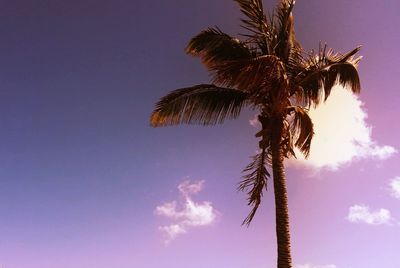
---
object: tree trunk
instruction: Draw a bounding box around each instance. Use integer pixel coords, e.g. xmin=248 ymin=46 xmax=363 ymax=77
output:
xmin=271 ymin=118 xmax=292 ymax=268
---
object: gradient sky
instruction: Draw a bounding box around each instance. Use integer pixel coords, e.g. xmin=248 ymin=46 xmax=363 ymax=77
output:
xmin=0 ymin=1 xmax=399 ymax=268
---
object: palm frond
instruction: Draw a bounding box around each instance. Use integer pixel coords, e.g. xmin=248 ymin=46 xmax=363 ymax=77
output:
xmin=150 ymin=84 xmax=249 ymax=127
xmin=276 ymin=0 xmax=295 ymax=34
xmin=211 ymin=55 xmax=282 ymax=92
xmin=274 ymin=0 xmax=296 ymax=59
xmin=288 ymin=106 xmax=314 ymax=157
xmin=186 ymin=27 xmax=252 ymax=68
xmin=279 ymin=118 xmax=296 ymax=159
xmin=235 ymin=0 xmax=266 ymax=32
xmin=337 ymin=46 xmax=363 ymax=64
xmin=296 ymin=45 xmax=361 ymax=105
xmin=234 ymin=0 xmax=271 ymax=53
xmin=238 ymin=148 xmax=270 ymax=226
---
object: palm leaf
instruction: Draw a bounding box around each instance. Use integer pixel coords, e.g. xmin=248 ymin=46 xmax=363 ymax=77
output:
xmin=186 ymin=27 xmax=252 ymax=68
xmin=234 ymin=0 xmax=271 ymax=53
xmin=238 ymin=148 xmax=270 ymax=226
xmin=275 ymin=0 xmax=304 ymax=79
xmin=296 ymin=45 xmax=361 ymax=105
xmin=288 ymin=106 xmax=314 ymax=157
xmin=211 ymin=55 xmax=282 ymax=92
xmin=235 ymin=0 xmax=266 ymax=32
xmin=150 ymin=84 xmax=249 ymax=126
xmin=275 ymin=0 xmax=296 ymax=60
xmin=276 ymin=0 xmax=296 ymax=34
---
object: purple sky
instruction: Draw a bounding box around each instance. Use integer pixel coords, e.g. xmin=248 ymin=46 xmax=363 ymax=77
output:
xmin=0 ymin=0 xmax=399 ymax=268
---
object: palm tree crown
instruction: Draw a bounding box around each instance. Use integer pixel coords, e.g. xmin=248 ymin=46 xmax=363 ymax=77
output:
xmin=151 ymin=0 xmax=361 ymax=267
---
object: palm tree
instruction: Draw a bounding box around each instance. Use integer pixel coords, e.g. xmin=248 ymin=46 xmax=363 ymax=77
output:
xmin=150 ymin=0 xmax=361 ymax=267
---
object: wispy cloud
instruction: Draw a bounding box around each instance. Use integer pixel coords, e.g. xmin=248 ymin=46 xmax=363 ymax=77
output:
xmin=295 ymin=264 xmax=336 ymax=268
xmin=249 ymin=114 xmax=260 ymax=128
xmin=158 ymin=224 xmax=186 ymax=240
xmin=155 ymin=180 xmax=217 ymax=244
xmin=347 ymin=204 xmax=393 ymax=225
xmin=389 ymin=177 xmax=400 ymax=199
xmin=178 ymin=180 xmax=204 ymax=196
xmin=286 ymin=86 xmax=396 ymax=170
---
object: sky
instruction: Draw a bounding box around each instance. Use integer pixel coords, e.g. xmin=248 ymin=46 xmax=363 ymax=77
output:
xmin=0 ymin=0 xmax=399 ymax=268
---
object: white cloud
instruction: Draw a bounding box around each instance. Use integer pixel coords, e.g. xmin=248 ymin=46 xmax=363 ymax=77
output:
xmin=288 ymin=86 xmax=396 ymax=170
xmin=369 ymin=146 xmax=397 ymax=160
xmin=347 ymin=204 xmax=393 ymax=225
xmin=158 ymin=224 xmax=186 ymax=241
xmin=178 ymin=179 xmax=204 ymax=196
xmin=182 ymin=199 xmax=216 ymax=226
xmin=155 ymin=199 xmax=215 ymax=226
xmin=155 ymin=180 xmax=217 ymax=243
xmin=249 ymin=114 xmax=261 ymax=128
xmin=389 ymin=177 xmax=400 ymax=199
xmin=295 ymin=264 xmax=336 ymax=268
xmin=155 ymin=201 xmax=180 ymax=218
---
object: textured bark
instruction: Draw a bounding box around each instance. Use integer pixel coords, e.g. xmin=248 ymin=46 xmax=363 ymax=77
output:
xmin=271 ymin=118 xmax=292 ymax=268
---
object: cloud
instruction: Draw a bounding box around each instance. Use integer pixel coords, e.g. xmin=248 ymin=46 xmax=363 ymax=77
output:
xmin=347 ymin=204 xmax=393 ymax=225
xmin=178 ymin=180 xmax=204 ymax=196
xmin=287 ymin=86 xmax=396 ymax=170
xmin=295 ymin=264 xmax=336 ymax=268
xmin=155 ymin=201 xmax=180 ymax=218
xmin=369 ymin=146 xmax=397 ymax=160
xmin=249 ymin=114 xmax=261 ymax=128
xmin=158 ymin=224 xmax=186 ymax=240
xmin=155 ymin=180 xmax=217 ymax=243
xmin=155 ymin=199 xmax=216 ymax=226
xmin=389 ymin=177 xmax=400 ymax=199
